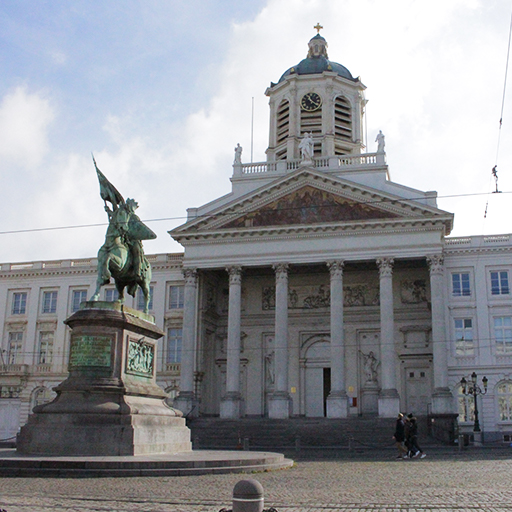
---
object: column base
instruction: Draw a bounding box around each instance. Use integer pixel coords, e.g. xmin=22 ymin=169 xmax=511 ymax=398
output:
xmin=431 ymin=387 xmax=454 ymax=414
xmin=174 ymin=392 xmax=198 ymax=418
xmin=220 ymin=392 xmax=242 ymax=419
xmin=326 ymin=391 xmax=349 ymax=418
xmin=268 ymin=392 xmax=291 ymax=419
xmin=378 ymin=389 xmax=400 ymax=418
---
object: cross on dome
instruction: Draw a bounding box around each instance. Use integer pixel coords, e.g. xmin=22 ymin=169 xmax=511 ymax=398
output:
xmin=314 ymin=22 xmax=323 ymax=34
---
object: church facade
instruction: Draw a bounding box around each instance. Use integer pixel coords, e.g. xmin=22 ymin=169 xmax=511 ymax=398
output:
xmin=1 ymin=33 xmax=512 ymax=444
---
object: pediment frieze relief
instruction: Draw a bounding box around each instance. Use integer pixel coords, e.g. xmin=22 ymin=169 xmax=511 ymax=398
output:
xmin=222 ymin=186 xmax=399 ymax=229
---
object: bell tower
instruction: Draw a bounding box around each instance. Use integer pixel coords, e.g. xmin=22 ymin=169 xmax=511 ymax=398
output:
xmin=265 ymin=29 xmax=367 ymax=162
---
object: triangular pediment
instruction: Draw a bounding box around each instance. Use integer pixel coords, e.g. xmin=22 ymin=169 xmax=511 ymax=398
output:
xmin=222 ymin=185 xmax=399 ymax=228
xmin=171 ymin=168 xmax=453 ymax=240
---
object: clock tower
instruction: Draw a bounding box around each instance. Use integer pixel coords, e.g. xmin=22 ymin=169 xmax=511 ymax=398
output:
xmin=265 ymin=31 xmax=367 ymax=162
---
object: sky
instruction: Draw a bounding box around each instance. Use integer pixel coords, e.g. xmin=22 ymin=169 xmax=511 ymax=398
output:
xmin=1 ymin=0 xmax=512 ymax=263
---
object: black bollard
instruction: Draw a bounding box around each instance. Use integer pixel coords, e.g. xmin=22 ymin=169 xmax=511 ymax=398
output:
xmin=232 ymin=478 xmax=264 ymax=512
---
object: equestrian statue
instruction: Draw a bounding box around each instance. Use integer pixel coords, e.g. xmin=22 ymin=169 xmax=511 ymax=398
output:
xmin=89 ymin=156 xmax=156 ymax=313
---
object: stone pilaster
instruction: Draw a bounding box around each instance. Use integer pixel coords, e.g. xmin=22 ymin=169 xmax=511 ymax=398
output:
xmin=326 ymin=261 xmax=348 ymax=418
xmin=427 ymin=254 xmax=454 ymax=414
xmin=174 ymin=268 xmax=198 ymax=417
xmin=376 ymin=257 xmax=400 ymax=417
xmin=268 ymin=263 xmax=291 ymax=418
xmin=220 ymin=266 xmax=243 ymax=418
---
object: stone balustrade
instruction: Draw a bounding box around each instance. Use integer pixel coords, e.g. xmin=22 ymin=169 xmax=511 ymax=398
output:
xmin=233 ymin=152 xmax=386 ymax=180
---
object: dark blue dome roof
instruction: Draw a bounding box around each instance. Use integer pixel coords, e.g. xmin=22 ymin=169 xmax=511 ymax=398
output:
xmin=276 ymin=34 xmax=356 ymax=84
xmin=278 ymin=56 xmax=355 ymax=83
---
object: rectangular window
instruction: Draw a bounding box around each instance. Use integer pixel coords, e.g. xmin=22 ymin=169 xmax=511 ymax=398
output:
xmin=38 ymin=331 xmax=54 ymax=364
xmin=169 ymin=285 xmax=184 ymax=309
xmin=42 ymin=291 xmax=58 ymax=314
xmin=7 ymin=332 xmax=23 ymax=364
xmin=137 ymin=286 xmax=154 ymax=311
xmin=105 ymin=288 xmax=119 ymax=302
xmin=454 ymin=318 xmax=474 ymax=356
xmin=167 ymin=328 xmax=182 ymax=363
xmin=495 ymin=316 xmax=512 ymax=355
xmin=491 ymin=271 xmax=510 ymax=295
xmin=452 ymin=273 xmax=470 ymax=297
xmin=72 ymin=290 xmax=88 ymax=312
xmin=12 ymin=292 xmax=27 ymax=315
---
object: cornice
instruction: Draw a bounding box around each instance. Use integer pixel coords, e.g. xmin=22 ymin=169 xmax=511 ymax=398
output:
xmin=175 ymin=218 xmax=449 ymax=246
xmin=443 ymin=245 xmax=512 ymax=256
xmin=0 ymin=268 xmax=97 ymax=280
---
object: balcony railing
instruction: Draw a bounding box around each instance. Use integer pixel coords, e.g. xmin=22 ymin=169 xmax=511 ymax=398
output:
xmin=233 ymin=152 xmax=386 ymax=179
xmin=165 ymin=363 xmax=181 ymax=373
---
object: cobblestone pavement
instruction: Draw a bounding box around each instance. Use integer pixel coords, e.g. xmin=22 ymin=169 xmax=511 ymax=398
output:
xmin=1 ymin=449 xmax=512 ymax=512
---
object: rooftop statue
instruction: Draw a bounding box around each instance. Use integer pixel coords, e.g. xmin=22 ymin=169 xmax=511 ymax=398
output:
xmin=375 ymin=130 xmax=385 ymax=153
xmin=299 ymin=132 xmax=314 ymax=162
xmin=90 ymin=157 xmax=156 ymax=313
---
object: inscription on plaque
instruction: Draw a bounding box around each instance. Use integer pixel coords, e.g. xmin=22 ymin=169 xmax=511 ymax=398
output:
xmin=69 ymin=335 xmax=112 ymax=368
xmin=126 ymin=337 xmax=155 ymax=377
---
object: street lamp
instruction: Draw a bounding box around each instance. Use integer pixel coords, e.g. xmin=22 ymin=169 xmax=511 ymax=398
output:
xmin=460 ymin=372 xmax=488 ymax=436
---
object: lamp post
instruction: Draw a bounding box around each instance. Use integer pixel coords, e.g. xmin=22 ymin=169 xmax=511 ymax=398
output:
xmin=460 ymin=372 xmax=488 ymax=445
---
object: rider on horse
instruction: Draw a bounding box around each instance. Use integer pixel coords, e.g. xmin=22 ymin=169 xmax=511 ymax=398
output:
xmin=90 ymin=158 xmax=155 ymax=313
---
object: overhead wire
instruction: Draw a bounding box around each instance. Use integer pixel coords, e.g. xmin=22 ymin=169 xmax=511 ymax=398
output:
xmin=0 ymin=189 xmax=511 ymax=236
xmin=484 ymin=4 xmax=512 ymax=217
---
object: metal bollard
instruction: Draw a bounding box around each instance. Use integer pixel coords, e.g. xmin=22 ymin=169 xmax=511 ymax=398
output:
xmin=243 ymin=437 xmax=250 ymax=451
xmin=232 ymin=479 xmax=264 ymax=512
xmin=295 ymin=435 xmax=301 ymax=452
xmin=458 ymin=434 xmax=464 ymax=452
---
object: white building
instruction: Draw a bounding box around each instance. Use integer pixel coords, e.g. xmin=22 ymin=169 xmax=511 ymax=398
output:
xmin=1 ymin=33 xmax=512 ymax=444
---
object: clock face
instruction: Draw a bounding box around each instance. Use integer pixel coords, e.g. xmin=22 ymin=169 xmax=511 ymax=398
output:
xmin=301 ymin=92 xmax=322 ymax=112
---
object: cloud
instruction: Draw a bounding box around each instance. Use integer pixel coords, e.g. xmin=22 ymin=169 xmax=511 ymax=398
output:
xmin=0 ymin=86 xmax=55 ymax=169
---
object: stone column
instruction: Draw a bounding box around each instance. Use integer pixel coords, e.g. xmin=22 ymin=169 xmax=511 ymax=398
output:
xmin=174 ymin=268 xmax=198 ymax=417
xmin=376 ymin=257 xmax=400 ymax=417
xmin=220 ymin=266 xmax=243 ymax=418
xmin=268 ymin=263 xmax=291 ymax=418
xmin=326 ymin=261 xmax=348 ymax=417
xmin=427 ymin=254 xmax=453 ymax=414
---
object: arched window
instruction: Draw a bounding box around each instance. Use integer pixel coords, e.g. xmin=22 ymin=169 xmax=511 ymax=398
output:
xmin=497 ymin=381 xmax=512 ymax=421
xmin=334 ymin=96 xmax=352 ymax=148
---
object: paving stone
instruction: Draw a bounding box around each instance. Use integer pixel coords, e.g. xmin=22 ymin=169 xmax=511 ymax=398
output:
xmin=0 ymin=448 xmax=511 ymax=512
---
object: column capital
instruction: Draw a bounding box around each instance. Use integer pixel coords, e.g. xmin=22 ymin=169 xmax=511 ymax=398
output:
xmin=376 ymin=257 xmax=394 ymax=277
xmin=182 ymin=268 xmax=198 ymax=285
xmin=226 ymin=265 xmax=243 ymax=285
xmin=427 ymin=254 xmax=444 ymax=275
xmin=272 ymin=263 xmax=289 ymax=279
xmin=327 ymin=260 xmax=344 ymax=278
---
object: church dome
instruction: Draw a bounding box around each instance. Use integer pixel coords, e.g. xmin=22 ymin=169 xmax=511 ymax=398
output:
xmin=277 ymin=34 xmax=356 ymax=84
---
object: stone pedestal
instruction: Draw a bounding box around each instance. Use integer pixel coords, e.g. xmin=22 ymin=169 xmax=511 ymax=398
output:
xmin=268 ymin=392 xmax=291 ymax=419
xmin=17 ymin=302 xmax=192 ymax=456
xmin=361 ymin=382 xmax=380 ymax=414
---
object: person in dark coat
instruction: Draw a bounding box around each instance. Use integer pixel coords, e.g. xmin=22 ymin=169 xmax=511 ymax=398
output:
xmin=393 ymin=413 xmax=408 ymax=459
xmin=407 ymin=413 xmax=426 ymax=458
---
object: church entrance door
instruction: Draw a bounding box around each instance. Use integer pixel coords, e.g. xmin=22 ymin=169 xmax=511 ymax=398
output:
xmin=302 ymin=338 xmax=330 ymax=417
xmin=403 ymin=363 xmax=432 ymax=415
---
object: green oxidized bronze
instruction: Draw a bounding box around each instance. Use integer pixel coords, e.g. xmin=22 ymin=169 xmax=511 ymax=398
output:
xmin=90 ymin=156 xmax=156 ymax=313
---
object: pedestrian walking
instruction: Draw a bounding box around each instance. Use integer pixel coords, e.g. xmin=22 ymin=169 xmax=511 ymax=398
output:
xmin=393 ymin=413 xmax=408 ymax=459
xmin=407 ymin=413 xmax=426 ymax=458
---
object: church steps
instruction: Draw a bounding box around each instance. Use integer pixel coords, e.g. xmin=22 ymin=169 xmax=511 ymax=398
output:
xmin=187 ymin=417 xmax=435 ymax=451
